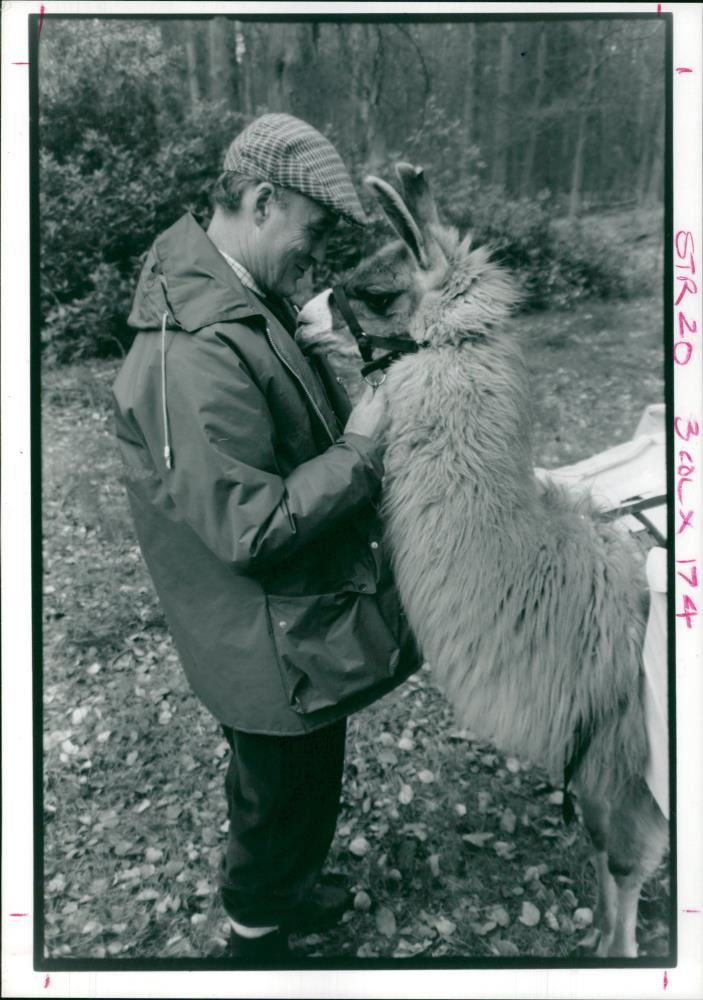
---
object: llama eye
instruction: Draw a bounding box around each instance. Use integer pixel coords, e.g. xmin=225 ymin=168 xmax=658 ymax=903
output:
xmin=360 ymin=291 xmax=397 ymax=312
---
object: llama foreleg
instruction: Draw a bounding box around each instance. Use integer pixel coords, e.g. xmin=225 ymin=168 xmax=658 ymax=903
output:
xmin=608 ymin=871 xmax=645 ymax=957
xmin=593 ymin=851 xmax=618 ymax=956
xmin=576 ymin=791 xmax=617 ymax=953
xmin=605 ymin=778 xmax=668 ymax=957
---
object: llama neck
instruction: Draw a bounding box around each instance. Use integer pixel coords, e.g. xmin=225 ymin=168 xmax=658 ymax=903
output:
xmin=409 ymin=337 xmax=540 ymax=525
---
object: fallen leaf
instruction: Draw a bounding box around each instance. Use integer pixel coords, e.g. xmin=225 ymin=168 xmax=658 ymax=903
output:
xmin=462 ymin=832 xmax=494 ymax=848
xmin=562 ymin=888 xmax=579 ymax=909
xmin=486 ymin=905 xmax=510 ymax=928
xmin=356 ymin=943 xmax=378 ymax=958
xmin=349 ymin=836 xmax=371 ymax=857
xmin=376 ymin=906 xmax=397 ymax=937
xmin=523 ymin=863 xmax=548 ymax=882
xmin=353 ymin=890 xmax=372 ymax=912
xmin=397 ymin=737 xmax=414 ymax=751
xmin=519 ymin=901 xmax=541 ymax=927
xmin=500 ymin=807 xmax=517 ymax=834
xmin=417 ymin=769 xmax=435 ymax=784
xmin=136 ymin=888 xmax=159 ymax=901
xmin=493 ymin=938 xmax=519 ymax=956
xmin=454 ymin=803 xmax=467 ymax=817
xmin=428 ymin=854 xmax=441 ymax=878
xmin=544 ymin=910 xmax=560 ymax=931
xmin=133 ymin=799 xmax=150 ymax=814
xmin=477 ymin=791 xmax=492 ymax=813
xmin=493 ymin=840 xmax=515 ymax=858
xmin=505 ymin=757 xmax=521 ymax=773
xmin=393 ymin=938 xmax=430 ymax=957
xmin=377 ymin=748 xmax=398 ymax=766
xmin=435 ymin=916 xmax=456 ymax=937
xmin=469 ymin=920 xmax=497 ymax=936
xmin=398 ymin=784 xmax=414 ymax=805
xmin=573 ymin=907 xmax=594 ymax=928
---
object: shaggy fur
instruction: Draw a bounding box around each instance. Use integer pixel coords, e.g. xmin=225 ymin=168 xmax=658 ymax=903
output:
xmin=297 ymin=164 xmax=668 ymax=956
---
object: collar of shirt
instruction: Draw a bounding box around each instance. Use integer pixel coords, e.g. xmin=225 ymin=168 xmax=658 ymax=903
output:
xmin=218 ymin=249 xmax=266 ymax=299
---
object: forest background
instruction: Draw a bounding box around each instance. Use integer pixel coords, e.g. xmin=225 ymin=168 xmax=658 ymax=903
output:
xmin=39 ymin=14 xmax=666 ymax=362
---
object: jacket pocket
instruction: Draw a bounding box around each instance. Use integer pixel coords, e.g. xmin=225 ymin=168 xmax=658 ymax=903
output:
xmin=266 ymin=589 xmax=402 ymax=715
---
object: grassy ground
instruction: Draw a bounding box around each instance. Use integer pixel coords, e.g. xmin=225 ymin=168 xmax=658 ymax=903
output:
xmin=41 ymin=296 xmax=669 ymax=962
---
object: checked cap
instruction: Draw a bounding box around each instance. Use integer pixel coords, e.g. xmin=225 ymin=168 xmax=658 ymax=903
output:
xmin=223 ymin=113 xmax=366 ymax=226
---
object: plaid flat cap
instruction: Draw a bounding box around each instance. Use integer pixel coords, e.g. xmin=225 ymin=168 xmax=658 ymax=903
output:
xmin=224 ymin=113 xmax=366 ymax=226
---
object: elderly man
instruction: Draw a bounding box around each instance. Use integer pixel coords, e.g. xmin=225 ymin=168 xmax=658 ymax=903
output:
xmin=112 ymin=114 xmax=420 ymax=959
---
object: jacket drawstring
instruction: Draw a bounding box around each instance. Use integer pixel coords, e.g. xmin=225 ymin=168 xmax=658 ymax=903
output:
xmin=161 ymin=312 xmax=172 ymax=469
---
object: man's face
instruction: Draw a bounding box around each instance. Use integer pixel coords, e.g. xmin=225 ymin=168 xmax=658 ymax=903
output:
xmin=256 ymin=188 xmax=336 ymax=298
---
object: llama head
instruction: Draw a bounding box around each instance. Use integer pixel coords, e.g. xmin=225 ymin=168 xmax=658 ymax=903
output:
xmin=297 ymin=163 xmax=520 ymax=375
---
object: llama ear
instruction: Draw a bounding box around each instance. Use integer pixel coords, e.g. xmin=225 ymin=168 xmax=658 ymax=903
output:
xmin=364 ymin=175 xmax=431 ymax=270
xmin=394 ymin=162 xmax=440 ymax=231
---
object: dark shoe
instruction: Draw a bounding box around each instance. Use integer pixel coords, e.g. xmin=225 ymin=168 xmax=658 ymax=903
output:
xmin=228 ymin=928 xmax=290 ymax=960
xmin=282 ymin=882 xmax=352 ymax=934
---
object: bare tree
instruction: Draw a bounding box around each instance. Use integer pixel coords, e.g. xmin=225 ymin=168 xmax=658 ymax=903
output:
xmin=207 ymin=16 xmax=235 ymax=103
xmin=520 ymin=25 xmax=548 ymax=197
xmin=491 ymin=24 xmax=515 ymax=189
xmin=185 ymin=21 xmax=201 ymax=106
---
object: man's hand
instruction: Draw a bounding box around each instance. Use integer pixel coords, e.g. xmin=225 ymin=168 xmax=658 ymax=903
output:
xmin=344 ymin=382 xmax=387 ymax=440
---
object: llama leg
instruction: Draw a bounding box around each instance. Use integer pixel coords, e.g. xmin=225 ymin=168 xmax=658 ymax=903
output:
xmin=608 ymin=872 xmax=645 ymax=957
xmin=577 ymin=792 xmax=617 ymax=953
xmin=605 ymin=780 xmax=668 ymax=958
xmin=593 ymin=851 xmax=618 ymax=956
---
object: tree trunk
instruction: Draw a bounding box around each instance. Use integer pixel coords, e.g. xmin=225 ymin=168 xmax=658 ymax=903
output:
xmin=356 ymin=24 xmax=387 ymax=171
xmin=643 ymin=112 xmax=665 ymax=206
xmin=461 ymin=23 xmax=476 ymax=150
xmin=568 ymin=37 xmax=599 ymax=218
xmin=491 ymin=24 xmax=515 ymax=190
xmin=185 ymin=22 xmax=201 ymax=106
xmin=520 ymin=26 xmax=547 ymax=197
xmin=207 ymin=16 xmax=233 ymax=103
xmin=232 ymin=21 xmax=252 ymax=116
xmin=267 ymin=22 xmax=300 ymax=112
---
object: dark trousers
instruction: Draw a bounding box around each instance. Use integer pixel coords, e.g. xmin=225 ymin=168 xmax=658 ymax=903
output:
xmin=219 ymin=720 xmax=347 ymax=927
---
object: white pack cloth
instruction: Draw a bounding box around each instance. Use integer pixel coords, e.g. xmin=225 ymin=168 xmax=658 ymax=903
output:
xmin=535 ymin=403 xmax=668 ymax=818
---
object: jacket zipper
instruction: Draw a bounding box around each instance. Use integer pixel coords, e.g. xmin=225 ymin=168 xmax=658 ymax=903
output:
xmin=264 ymin=323 xmax=336 ymax=445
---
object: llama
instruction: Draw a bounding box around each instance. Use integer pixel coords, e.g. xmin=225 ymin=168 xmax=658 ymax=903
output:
xmin=296 ymin=163 xmax=668 ymax=957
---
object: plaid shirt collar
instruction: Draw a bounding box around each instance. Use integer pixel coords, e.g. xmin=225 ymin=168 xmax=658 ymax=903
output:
xmin=218 ymin=249 xmax=265 ymax=299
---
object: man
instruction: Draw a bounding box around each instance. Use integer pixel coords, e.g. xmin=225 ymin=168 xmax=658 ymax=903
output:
xmin=112 ymin=113 xmax=420 ymax=960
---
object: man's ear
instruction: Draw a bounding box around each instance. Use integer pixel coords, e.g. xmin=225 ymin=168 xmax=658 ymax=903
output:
xmin=253 ymin=182 xmax=277 ymax=224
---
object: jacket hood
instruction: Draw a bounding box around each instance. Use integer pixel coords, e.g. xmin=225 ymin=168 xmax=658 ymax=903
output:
xmin=128 ymin=213 xmax=265 ymax=334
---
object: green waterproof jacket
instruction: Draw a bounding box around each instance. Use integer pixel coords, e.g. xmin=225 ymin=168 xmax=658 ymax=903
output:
xmin=112 ymin=213 xmax=421 ymax=734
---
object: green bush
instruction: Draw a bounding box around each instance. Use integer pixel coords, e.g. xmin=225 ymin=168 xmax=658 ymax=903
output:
xmin=40 ymin=104 xmax=247 ymax=362
xmin=453 ymin=188 xmax=632 ymax=310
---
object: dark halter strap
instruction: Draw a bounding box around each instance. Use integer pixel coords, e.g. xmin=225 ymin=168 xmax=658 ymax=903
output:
xmin=331 ymin=284 xmax=424 ymax=379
